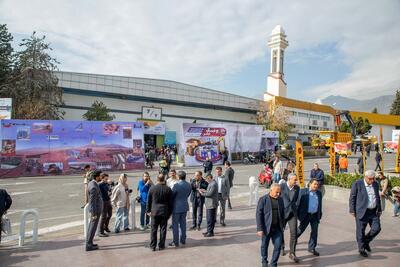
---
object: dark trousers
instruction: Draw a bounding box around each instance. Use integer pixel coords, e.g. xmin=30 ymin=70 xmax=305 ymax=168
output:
xmin=150 ymin=215 xmax=168 ymax=249
xmin=261 ymin=228 xmax=282 ymax=267
xmin=140 ymin=202 xmax=150 ymax=227
xmin=192 ymin=198 xmax=204 ymax=227
xmin=0 ymin=212 xmax=3 ymax=243
xmin=297 ymin=213 xmax=319 ymax=250
xmin=206 ymin=208 xmax=216 ymax=234
xmin=172 ymin=212 xmax=187 ymax=245
xmin=218 ymin=193 xmax=226 ymax=223
xmin=228 ymin=194 xmax=232 ymax=209
xmin=86 ymin=213 xmax=100 ymax=246
xmin=282 ymin=213 xmax=298 ymax=254
xmin=100 ymin=200 xmax=112 ymax=233
xmin=375 ymin=162 xmax=382 ymax=171
xmin=356 ymin=209 xmax=381 ymax=250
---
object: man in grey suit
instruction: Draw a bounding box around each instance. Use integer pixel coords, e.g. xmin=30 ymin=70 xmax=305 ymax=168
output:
xmin=200 ymin=173 xmax=218 ymax=237
xmin=224 ymin=161 xmax=235 ymax=210
xmin=169 ymin=171 xmax=192 ymax=247
xmin=86 ymin=170 xmax=103 ymax=251
xmin=215 ymin=166 xmax=230 ymax=226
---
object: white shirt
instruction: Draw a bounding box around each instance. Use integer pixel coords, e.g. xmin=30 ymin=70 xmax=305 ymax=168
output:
xmin=364 ymin=179 xmax=377 ymax=209
xmin=217 ymin=176 xmax=223 ymax=193
xmin=274 ymin=160 xmax=283 ymax=174
xmin=167 ymin=178 xmax=178 ymax=189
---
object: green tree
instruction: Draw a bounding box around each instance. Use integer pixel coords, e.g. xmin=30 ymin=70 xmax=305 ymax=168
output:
xmin=0 ymin=24 xmax=14 ymax=90
xmin=371 ymin=107 xmax=378 ymax=114
xmin=3 ymin=32 xmax=64 ymax=119
xmin=390 ymin=90 xmax=400 ymax=115
xmin=83 ymin=100 xmax=115 ymax=121
xmin=339 ymin=116 xmax=372 ymax=136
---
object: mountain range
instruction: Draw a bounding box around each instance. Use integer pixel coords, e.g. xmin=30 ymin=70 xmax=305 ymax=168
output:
xmin=320 ymin=95 xmax=394 ymax=114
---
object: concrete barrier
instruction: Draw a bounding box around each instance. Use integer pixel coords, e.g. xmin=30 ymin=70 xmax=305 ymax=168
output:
xmin=129 ymin=198 xmax=136 ymax=230
xmin=19 ymin=209 xmax=39 ymax=247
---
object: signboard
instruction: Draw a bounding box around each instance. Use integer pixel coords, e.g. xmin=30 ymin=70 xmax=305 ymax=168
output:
xmin=261 ymin=130 xmax=279 ymax=151
xmin=0 ymin=98 xmax=12 ymax=120
xmin=392 ymin=129 xmax=400 ymax=142
xmin=295 ymin=141 xmax=305 ymax=188
xmin=333 ymin=142 xmax=352 ymax=154
xmin=139 ymin=119 xmax=166 ymax=135
xmin=227 ymin=125 xmax=263 ymax=153
xmin=261 ymin=130 xmax=279 ymax=139
xmin=142 ymin=106 xmax=162 ymax=120
xmin=384 ymin=141 xmax=398 ymax=153
xmin=0 ymin=120 xmax=145 ymax=178
xmin=164 ymin=131 xmax=176 ymax=145
xmin=329 ymin=146 xmax=335 ymax=176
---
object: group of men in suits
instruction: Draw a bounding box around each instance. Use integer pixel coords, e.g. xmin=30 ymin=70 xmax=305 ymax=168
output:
xmin=256 ymin=175 xmax=323 ymax=267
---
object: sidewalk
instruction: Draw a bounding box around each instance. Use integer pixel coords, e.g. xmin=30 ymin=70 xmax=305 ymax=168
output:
xmin=1 ymin=187 xmax=399 ymax=267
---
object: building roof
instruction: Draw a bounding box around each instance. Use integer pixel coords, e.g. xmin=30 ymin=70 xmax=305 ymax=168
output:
xmin=273 ymin=96 xmax=336 ymax=115
xmin=349 ymin=111 xmax=400 ymax=126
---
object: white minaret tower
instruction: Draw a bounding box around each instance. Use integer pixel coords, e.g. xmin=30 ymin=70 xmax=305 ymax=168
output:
xmin=264 ymin=25 xmax=289 ymax=102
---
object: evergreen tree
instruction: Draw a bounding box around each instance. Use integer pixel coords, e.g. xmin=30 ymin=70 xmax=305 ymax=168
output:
xmin=390 ymin=90 xmax=400 ymax=115
xmin=83 ymin=100 xmax=115 ymax=121
xmin=371 ymin=107 xmax=378 ymax=114
xmin=0 ymin=24 xmax=14 ymax=90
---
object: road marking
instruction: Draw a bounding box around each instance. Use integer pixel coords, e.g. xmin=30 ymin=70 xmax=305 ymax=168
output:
xmin=0 ymin=181 xmax=36 ymax=186
xmin=11 ymin=214 xmax=83 ymax=227
xmin=69 ymin=193 xmax=79 ymax=197
xmin=10 ymin=191 xmax=43 ymax=196
xmin=62 ymin=182 xmax=82 ymax=186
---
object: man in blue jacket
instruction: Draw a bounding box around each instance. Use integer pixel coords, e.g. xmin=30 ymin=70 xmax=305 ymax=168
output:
xmin=170 ymin=171 xmax=192 ymax=247
xmin=256 ymin=183 xmax=285 ymax=267
xmin=297 ymin=179 xmax=323 ymax=257
xmin=349 ymin=170 xmax=381 ymax=257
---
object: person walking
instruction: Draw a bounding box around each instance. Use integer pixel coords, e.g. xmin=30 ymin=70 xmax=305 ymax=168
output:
xmin=297 ymin=179 xmax=323 ymax=257
xmin=224 ymin=161 xmax=235 ymax=210
xmin=137 ymin=172 xmax=152 ymax=230
xmin=111 ymin=173 xmax=130 ymax=233
xmin=215 ymin=166 xmax=230 ymax=226
xmin=256 ymin=183 xmax=285 ymax=267
xmin=357 ymin=155 xmax=365 ymax=175
xmin=86 ymin=170 xmax=103 ymax=251
xmin=190 ymin=171 xmax=208 ymax=231
xmin=146 ymin=174 xmax=173 ymax=251
xmin=366 ymin=144 xmax=371 ymax=157
xmin=310 ymin=163 xmax=325 ymax=196
xmin=0 ymin=188 xmax=12 ymax=244
xmin=374 ymin=151 xmax=382 ymax=171
xmin=339 ymin=154 xmax=349 ymax=173
xmin=203 ymin=157 xmax=213 ymax=176
xmin=349 ymin=170 xmax=382 ymax=257
xmin=169 ymin=171 xmax=192 ymax=247
xmin=273 ymin=155 xmax=283 ymax=183
xmin=159 ymin=156 xmax=169 ymax=176
xmin=200 ymin=174 xmax=218 ymax=237
xmin=280 ymin=173 xmax=300 ymax=263
xmin=99 ymin=173 xmax=112 ymax=237
xmin=376 ymin=171 xmax=390 ymax=212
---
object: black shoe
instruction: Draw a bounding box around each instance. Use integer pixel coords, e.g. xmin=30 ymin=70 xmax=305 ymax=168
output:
xmin=158 ymin=247 xmax=165 ymax=251
xmin=221 ymin=222 xmax=226 ymax=227
xmin=181 ymin=240 xmax=186 ymax=245
xmin=197 ymin=226 xmax=201 ymax=231
xmin=203 ymin=232 xmax=214 ymax=237
xmin=289 ymin=253 xmax=300 ymax=263
xmin=169 ymin=242 xmax=179 ymax=247
xmin=359 ymin=249 xmax=368 ymax=257
xmin=92 ymin=244 xmax=98 ymax=247
xmin=281 ymin=247 xmax=286 ymax=256
xmin=150 ymin=247 xmax=156 ymax=252
xmin=98 ymin=232 xmax=109 ymax=237
xmin=86 ymin=245 xmax=99 ymax=251
xmin=124 ymin=228 xmax=130 ymax=232
xmin=364 ymin=243 xmax=372 ymax=252
xmin=308 ymin=249 xmax=320 ymax=256
xmin=104 ymin=228 xmax=111 ymax=233
xmin=190 ymin=226 xmax=197 ymax=230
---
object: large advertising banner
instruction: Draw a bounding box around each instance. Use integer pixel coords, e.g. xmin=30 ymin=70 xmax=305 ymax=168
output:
xmin=0 ymin=98 xmax=12 ymax=120
xmin=0 ymin=120 xmax=144 ymax=178
xmin=260 ymin=130 xmax=279 ymax=151
xmin=295 ymin=141 xmax=305 ymax=188
xmin=181 ymin=123 xmax=229 ymax=166
xmin=139 ymin=119 xmax=166 ymax=135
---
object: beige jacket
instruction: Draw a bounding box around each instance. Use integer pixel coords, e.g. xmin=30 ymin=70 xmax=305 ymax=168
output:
xmin=111 ymin=183 xmax=129 ymax=208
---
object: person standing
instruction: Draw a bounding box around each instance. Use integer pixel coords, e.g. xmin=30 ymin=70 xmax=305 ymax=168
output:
xmin=86 ymin=170 xmax=103 ymax=251
xmin=377 ymin=172 xmax=390 ymax=212
xmin=349 ymin=170 xmax=382 ymax=257
xmin=159 ymin=156 xmax=169 ymax=176
xmin=203 ymin=157 xmax=213 ymax=175
xmin=82 ymin=164 xmax=92 ymax=208
xmin=0 ymin=188 xmax=12 ymax=244
xmin=310 ymin=163 xmax=325 ymax=196
xmin=339 ymin=154 xmax=349 ymax=173
xmin=169 ymin=171 xmax=192 ymax=247
xmin=282 ymin=162 xmax=295 ymax=182
xmin=256 ymin=183 xmax=285 ymax=267
xmin=273 ymin=155 xmax=283 ymax=183
xmin=297 ymin=179 xmax=323 ymax=257
xmin=190 ymin=171 xmax=208 ymax=231
xmin=200 ymin=174 xmax=218 ymax=237
xmin=224 ymin=161 xmax=235 ymax=210
xmin=215 ymin=166 xmax=230 ymax=226
xmin=392 ymin=186 xmax=400 ymax=217
xmin=99 ymin=173 xmax=112 ymax=237
xmin=280 ymin=173 xmax=300 ymax=262
xmin=357 ymin=155 xmax=365 ymax=175
xmin=166 ymin=169 xmax=179 ymax=189
xmin=137 ymin=172 xmax=152 ymax=230
xmin=375 ymin=151 xmax=382 ymax=171
xmin=111 ymin=173 xmax=130 ymax=233
xmin=146 ymin=174 xmax=173 ymax=251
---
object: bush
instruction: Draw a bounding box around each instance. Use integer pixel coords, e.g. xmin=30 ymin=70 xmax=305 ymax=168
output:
xmin=325 ymin=173 xmax=362 ymax=189
xmin=302 ymin=141 xmax=311 ymax=146
xmin=390 ymin=176 xmax=400 ymax=188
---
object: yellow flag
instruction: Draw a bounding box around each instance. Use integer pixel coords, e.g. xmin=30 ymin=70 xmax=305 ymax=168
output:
xmin=329 ymin=146 xmax=335 ymax=176
xmin=296 ymin=141 xmax=305 ymax=188
xmin=379 ymin=126 xmax=384 ymax=172
xmin=396 ymin=137 xmax=400 ymax=173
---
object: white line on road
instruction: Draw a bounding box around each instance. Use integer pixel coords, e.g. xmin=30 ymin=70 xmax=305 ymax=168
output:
xmin=0 ymin=181 xmax=36 ymax=186
xmin=11 ymin=214 xmax=83 ymax=227
xmin=10 ymin=191 xmax=43 ymax=196
xmin=62 ymin=182 xmax=82 ymax=186
xmin=69 ymin=193 xmax=79 ymax=197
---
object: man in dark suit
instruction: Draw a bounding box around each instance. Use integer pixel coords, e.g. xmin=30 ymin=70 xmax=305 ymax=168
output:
xmin=0 ymin=188 xmax=12 ymax=244
xmin=146 ymin=173 xmax=173 ymax=251
xmin=297 ymin=179 xmax=323 ymax=256
xmin=349 ymin=170 xmax=382 ymax=257
xmin=280 ymin=173 xmax=300 ymax=262
xmin=256 ymin=183 xmax=285 ymax=267
xmin=200 ymin=174 xmax=218 ymax=237
xmin=190 ymin=171 xmax=208 ymax=231
xmin=86 ymin=170 xmax=103 ymax=251
xmin=169 ymin=171 xmax=192 ymax=247
xmin=215 ymin=166 xmax=230 ymax=226
xmin=203 ymin=157 xmax=213 ymax=175
xmin=224 ymin=161 xmax=235 ymax=210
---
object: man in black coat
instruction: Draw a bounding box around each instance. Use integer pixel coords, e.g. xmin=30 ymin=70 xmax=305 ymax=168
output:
xmin=297 ymin=179 xmax=323 ymax=257
xmin=224 ymin=161 xmax=235 ymax=209
xmin=0 ymin=188 xmax=12 ymax=244
xmin=280 ymin=173 xmax=300 ymax=262
xmin=374 ymin=151 xmax=382 ymax=171
xmin=203 ymin=157 xmax=213 ymax=175
xmin=190 ymin=171 xmax=208 ymax=231
xmin=349 ymin=170 xmax=382 ymax=257
xmin=256 ymin=183 xmax=285 ymax=267
xmin=146 ymin=173 xmax=173 ymax=251
xmin=86 ymin=170 xmax=103 ymax=251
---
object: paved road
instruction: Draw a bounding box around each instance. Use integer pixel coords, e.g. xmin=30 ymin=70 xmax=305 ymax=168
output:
xmin=0 ymin=152 xmax=397 ymax=240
